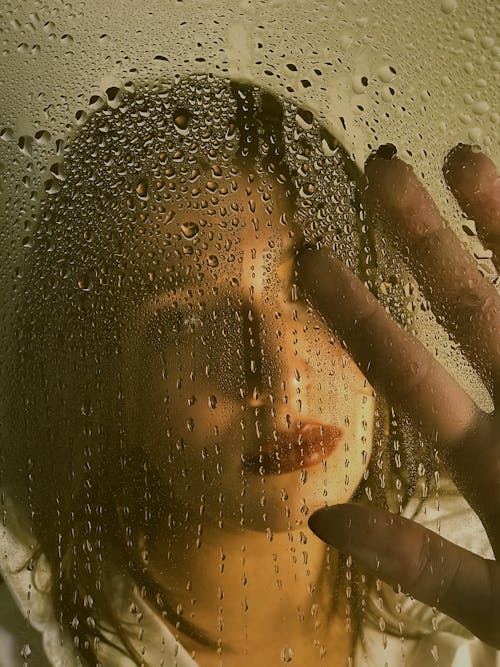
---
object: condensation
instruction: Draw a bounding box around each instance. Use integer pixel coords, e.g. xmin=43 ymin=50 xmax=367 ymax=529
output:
xmin=0 ymin=2 xmax=498 ymax=665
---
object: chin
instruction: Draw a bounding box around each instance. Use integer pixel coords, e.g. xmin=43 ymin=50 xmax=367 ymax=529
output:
xmin=215 ymin=463 xmax=363 ymax=535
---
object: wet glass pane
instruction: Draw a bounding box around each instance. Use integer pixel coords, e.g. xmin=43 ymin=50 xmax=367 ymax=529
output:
xmin=0 ymin=2 xmax=498 ymax=665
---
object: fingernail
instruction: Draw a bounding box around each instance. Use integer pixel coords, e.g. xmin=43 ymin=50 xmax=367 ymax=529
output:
xmin=366 ymin=143 xmax=398 ymax=164
xmin=308 ymin=509 xmax=331 ymax=542
xmin=444 ymin=143 xmax=487 ymax=173
xmin=308 ymin=505 xmax=351 ymax=550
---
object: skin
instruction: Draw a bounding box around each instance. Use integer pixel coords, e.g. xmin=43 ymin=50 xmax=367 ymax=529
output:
xmin=301 ymin=144 xmax=500 ymax=650
xmin=121 ymin=167 xmax=375 ymax=663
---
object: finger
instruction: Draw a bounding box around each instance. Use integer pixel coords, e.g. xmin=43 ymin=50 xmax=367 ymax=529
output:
xmin=365 ymin=149 xmax=500 ymax=402
xmin=444 ymin=144 xmax=500 ymax=270
xmin=309 ymin=503 xmax=500 ymax=649
xmin=297 ymin=248 xmax=481 ymax=447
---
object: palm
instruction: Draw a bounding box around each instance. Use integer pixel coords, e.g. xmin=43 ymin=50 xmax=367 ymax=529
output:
xmin=299 ymin=144 xmax=500 ymax=649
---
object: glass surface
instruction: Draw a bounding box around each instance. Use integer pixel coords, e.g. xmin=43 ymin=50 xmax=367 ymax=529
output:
xmin=0 ymin=2 xmax=498 ymax=665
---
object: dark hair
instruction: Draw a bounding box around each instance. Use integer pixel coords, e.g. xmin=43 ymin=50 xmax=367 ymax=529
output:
xmin=7 ymin=73 xmax=421 ymax=664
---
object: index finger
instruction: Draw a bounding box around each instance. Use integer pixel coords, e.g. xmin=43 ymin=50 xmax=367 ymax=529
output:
xmin=297 ymin=248 xmax=481 ymax=448
xmin=309 ymin=503 xmax=500 ymax=650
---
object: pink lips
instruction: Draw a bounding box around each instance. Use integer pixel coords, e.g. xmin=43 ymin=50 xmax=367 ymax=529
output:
xmin=242 ymin=421 xmax=344 ymax=475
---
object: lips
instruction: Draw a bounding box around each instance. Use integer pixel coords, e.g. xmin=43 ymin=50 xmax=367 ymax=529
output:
xmin=241 ymin=421 xmax=343 ymax=476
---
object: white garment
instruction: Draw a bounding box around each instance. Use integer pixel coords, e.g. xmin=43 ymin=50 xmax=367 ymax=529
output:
xmin=354 ymin=479 xmax=500 ymax=667
xmin=0 ymin=483 xmax=498 ymax=666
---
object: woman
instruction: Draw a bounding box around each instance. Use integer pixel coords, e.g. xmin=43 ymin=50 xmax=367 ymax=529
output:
xmin=1 ymin=73 xmax=390 ymax=665
xmin=2 ymin=73 xmax=497 ymax=665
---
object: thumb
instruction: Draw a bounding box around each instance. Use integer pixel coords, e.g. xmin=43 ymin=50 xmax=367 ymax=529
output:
xmin=309 ymin=503 xmax=500 ymax=649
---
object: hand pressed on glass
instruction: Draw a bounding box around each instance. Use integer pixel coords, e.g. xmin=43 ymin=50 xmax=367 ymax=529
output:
xmin=301 ymin=145 xmax=500 ymax=649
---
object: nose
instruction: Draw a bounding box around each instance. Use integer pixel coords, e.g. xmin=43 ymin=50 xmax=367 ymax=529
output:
xmin=246 ymin=384 xmax=269 ymax=408
xmin=241 ymin=301 xmax=308 ymax=413
xmin=241 ymin=305 xmax=269 ymax=407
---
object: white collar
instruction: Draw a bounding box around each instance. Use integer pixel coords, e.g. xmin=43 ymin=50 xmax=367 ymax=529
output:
xmin=0 ymin=493 xmax=197 ymax=666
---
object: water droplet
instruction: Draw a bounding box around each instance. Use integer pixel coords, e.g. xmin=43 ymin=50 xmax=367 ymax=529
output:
xmin=440 ymin=0 xmax=457 ymax=13
xmin=295 ymin=109 xmax=314 ymax=130
xmin=173 ymin=110 xmax=190 ymax=135
xmin=75 ymin=109 xmax=87 ymax=125
xmin=468 ymin=126 xmax=483 ymax=142
xmin=105 ymin=86 xmax=122 ymax=108
xmin=208 ymin=395 xmax=218 ymax=409
xmin=300 ymin=183 xmax=315 ymax=197
xmin=181 ymin=221 xmax=199 ymax=239
xmin=88 ymin=94 xmax=105 ymax=111
xmin=34 ymin=129 xmax=51 ymax=145
xmin=0 ymin=127 xmax=13 ymax=142
xmin=460 ymin=27 xmax=476 ymax=42
xmin=20 ymin=644 xmax=32 ymax=659
xmin=472 ymin=100 xmax=489 ymax=115
xmin=18 ymin=135 xmax=33 ymax=156
xmin=280 ymin=645 xmax=294 ymax=662
xmin=207 ymin=255 xmax=219 ymax=267
xmin=81 ymin=400 xmax=92 ymax=416
xmin=44 ymin=178 xmax=61 ymax=194
xmin=377 ymin=65 xmax=397 ymax=83
xmin=352 ymin=75 xmax=369 ymax=94
xmin=136 ymin=180 xmax=148 ymax=200
xmin=78 ymin=275 xmax=91 ymax=291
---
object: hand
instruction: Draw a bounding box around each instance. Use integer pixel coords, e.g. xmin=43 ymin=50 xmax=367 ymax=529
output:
xmin=298 ymin=144 xmax=500 ymax=649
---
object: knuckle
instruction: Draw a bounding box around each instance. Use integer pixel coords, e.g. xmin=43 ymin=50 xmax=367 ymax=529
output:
xmin=405 ymin=532 xmax=434 ymax=597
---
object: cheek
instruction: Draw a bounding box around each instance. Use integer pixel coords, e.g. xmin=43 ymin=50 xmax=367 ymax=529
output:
xmin=295 ymin=309 xmax=373 ymax=404
xmin=296 ymin=312 xmax=375 ymax=466
xmin=138 ymin=347 xmax=240 ymax=449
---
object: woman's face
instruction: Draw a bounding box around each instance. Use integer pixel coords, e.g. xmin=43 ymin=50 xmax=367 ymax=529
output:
xmin=123 ymin=166 xmax=375 ymax=533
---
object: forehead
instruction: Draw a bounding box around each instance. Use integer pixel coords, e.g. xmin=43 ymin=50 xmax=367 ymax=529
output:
xmin=140 ymin=166 xmax=300 ymax=267
xmin=134 ymin=168 xmax=301 ymax=314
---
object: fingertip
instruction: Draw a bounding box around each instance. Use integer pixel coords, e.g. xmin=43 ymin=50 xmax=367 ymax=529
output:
xmin=364 ymin=144 xmax=415 ymax=208
xmin=365 ymin=142 xmax=398 ymax=165
xmin=308 ymin=503 xmax=358 ymax=549
xmin=308 ymin=505 xmax=340 ymax=542
xmin=307 ymin=507 xmax=325 ymax=535
xmin=364 ymin=143 xmax=399 ymax=186
xmin=444 ymin=142 xmax=481 ymax=169
xmin=443 ymin=143 xmax=496 ymax=196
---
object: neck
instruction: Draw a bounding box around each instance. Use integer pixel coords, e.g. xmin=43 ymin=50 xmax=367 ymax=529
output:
xmin=146 ymin=511 xmax=352 ymax=665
